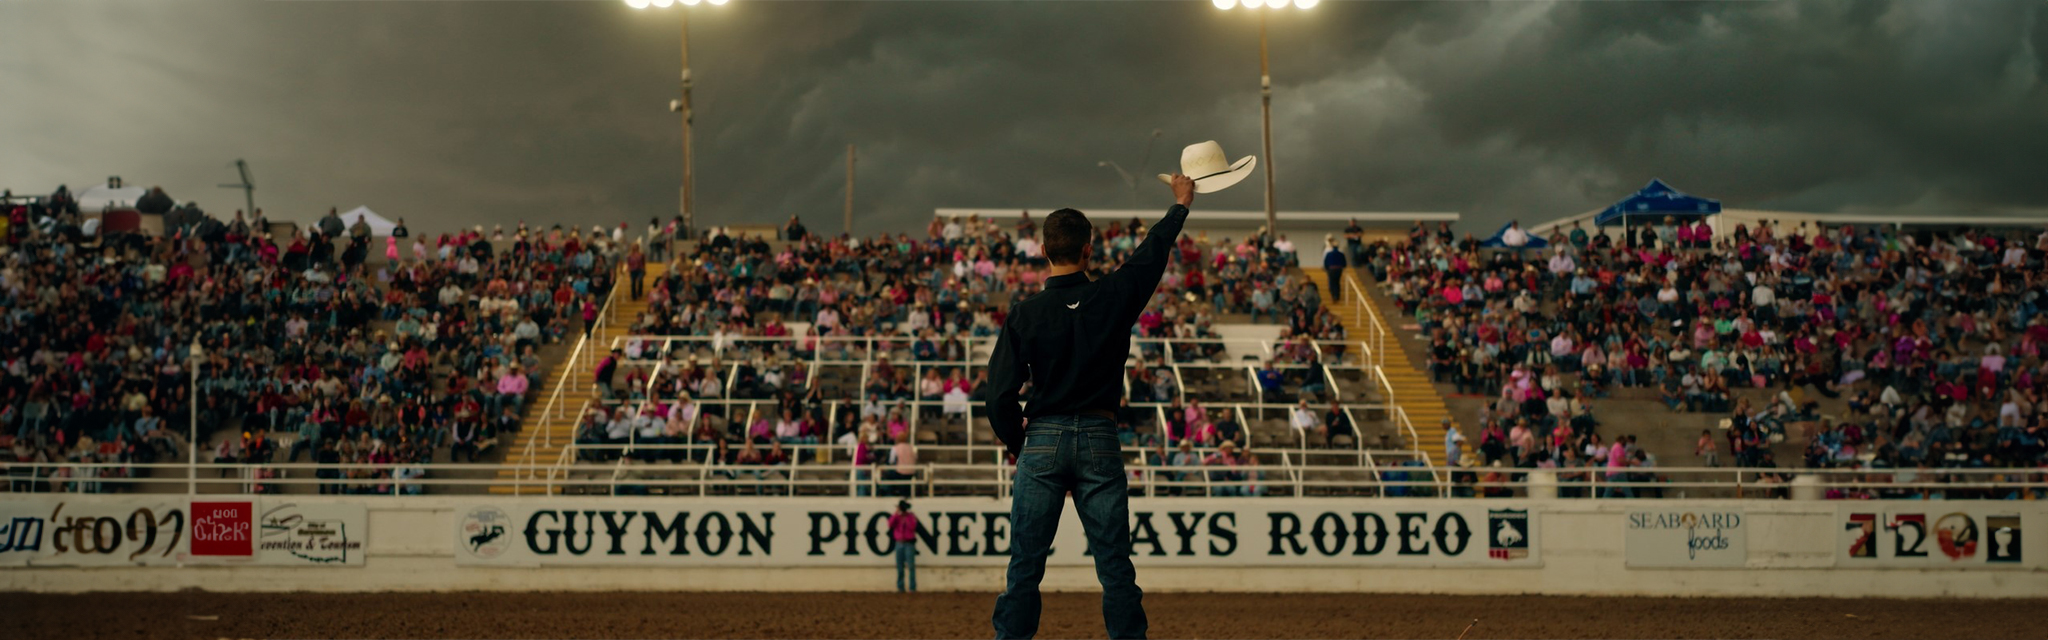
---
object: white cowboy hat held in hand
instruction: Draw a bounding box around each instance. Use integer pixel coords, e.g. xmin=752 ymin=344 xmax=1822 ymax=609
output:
xmin=1157 ymin=140 xmax=1256 ymax=194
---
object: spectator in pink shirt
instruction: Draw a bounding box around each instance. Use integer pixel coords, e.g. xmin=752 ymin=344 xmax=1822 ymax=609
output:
xmin=1604 ymin=435 xmax=1634 ymax=498
xmin=889 ymin=500 xmax=919 ymax=592
xmin=494 ymin=364 xmax=528 ymax=417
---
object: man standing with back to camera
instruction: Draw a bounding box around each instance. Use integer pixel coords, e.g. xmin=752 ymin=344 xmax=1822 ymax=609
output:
xmin=983 ymin=172 xmax=1199 ymax=640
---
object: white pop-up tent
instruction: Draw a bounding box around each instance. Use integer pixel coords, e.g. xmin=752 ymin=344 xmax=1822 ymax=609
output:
xmin=76 ymin=184 xmax=148 ymax=212
xmin=331 ymin=206 xmax=399 ymax=236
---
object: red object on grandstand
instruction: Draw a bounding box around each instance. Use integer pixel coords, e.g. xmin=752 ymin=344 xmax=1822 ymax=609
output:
xmin=99 ymin=210 xmax=141 ymax=234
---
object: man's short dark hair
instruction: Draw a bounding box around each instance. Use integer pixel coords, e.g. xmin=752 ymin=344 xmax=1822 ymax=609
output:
xmin=1042 ymin=208 xmax=1092 ymax=265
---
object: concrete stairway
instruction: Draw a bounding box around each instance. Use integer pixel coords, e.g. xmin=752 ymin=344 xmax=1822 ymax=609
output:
xmin=1302 ymin=267 xmax=1455 ymax=467
xmin=491 ymin=264 xmax=661 ymax=495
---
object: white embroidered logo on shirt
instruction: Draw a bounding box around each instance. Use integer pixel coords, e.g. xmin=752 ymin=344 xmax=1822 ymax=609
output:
xmin=1065 ymin=301 xmax=1081 ymax=309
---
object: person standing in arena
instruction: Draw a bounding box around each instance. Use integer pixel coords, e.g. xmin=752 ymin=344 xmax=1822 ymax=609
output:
xmin=889 ymin=500 xmax=919 ymax=593
xmin=984 ymin=173 xmax=1198 ymax=639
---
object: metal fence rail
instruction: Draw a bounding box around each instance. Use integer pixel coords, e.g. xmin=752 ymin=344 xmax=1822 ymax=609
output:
xmin=6 ymin=462 xmax=2043 ymax=499
xmin=563 ymin=333 xmax=1438 ymax=485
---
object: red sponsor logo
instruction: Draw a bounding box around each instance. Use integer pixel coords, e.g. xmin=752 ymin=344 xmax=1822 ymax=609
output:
xmin=191 ymin=501 xmax=254 ymax=556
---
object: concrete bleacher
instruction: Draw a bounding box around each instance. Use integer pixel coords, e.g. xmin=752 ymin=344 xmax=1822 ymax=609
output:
xmin=1304 ymin=268 xmax=1456 ymax=467
xmin=491 ymin=262 xmax=668 ymax=495
xmin=486 ymin=219 xmax=1450 ymax=496
xmin=530 ymin=322 xmax=1435 ymax=497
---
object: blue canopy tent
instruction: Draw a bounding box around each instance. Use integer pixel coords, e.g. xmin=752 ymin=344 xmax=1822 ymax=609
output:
xmin=1594 ymin=178 xmax=1721 ymax=227
xmin=1480 ymin=222 xmax=1550 ymax=249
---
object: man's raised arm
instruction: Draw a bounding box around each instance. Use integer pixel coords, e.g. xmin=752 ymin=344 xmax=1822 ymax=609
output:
xmin=1102 ymin=174 xmax=1197 ymax=326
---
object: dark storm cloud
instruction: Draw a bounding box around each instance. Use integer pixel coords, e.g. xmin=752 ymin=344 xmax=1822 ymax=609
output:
xmin=3 ymin=0 xmax=2044 ymax=236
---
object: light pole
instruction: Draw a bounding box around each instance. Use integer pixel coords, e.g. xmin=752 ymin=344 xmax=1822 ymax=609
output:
xmin=1097 ymin=129 xmax=1163 ymax=208
xmin=626 ymin=0 xmax=731 ymax=238
xmin=1097 ymin=160 xmax=1138 ymax=207
xmin=1137 ymin=128 xmax=1164 ymax=179
xmin=1216 ymin=0 xmax=1315 ymax=245
xmin=187 ymin=338 xmax=203 ymax=495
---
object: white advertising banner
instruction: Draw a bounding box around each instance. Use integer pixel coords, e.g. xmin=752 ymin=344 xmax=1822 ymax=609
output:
xmin=255 ymin=502 xmax=368 ymax=566
xmin=1624 ymin=509 xmax=1746 ymax=568
xmin=188 ymin=500 xmax=368 ymax=566
xmin=0 ymin=497 xmax=365 ymax=567
xmin=0 ymin=498 xmax=190 ymax=567
xmin=454 ymin=498 xmax=1539 ymax=568
xmin=1834 ymin=505 xmax=2031 ymax=568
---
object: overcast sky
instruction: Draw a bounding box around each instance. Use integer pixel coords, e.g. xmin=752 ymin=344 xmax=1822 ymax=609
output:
xmin=4 ymin=0 xmax=2045 ymax=235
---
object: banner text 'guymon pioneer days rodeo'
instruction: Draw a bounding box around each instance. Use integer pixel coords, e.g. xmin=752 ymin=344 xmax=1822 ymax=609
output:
xmin=454 ymin=498 xmax=1538 ymax=568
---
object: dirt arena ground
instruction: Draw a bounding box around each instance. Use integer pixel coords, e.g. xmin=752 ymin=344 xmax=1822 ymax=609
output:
xmin=9 ymin=591 xmax=2041 ymax=639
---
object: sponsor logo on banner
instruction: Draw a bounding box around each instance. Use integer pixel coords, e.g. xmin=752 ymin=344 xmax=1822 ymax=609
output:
xmin=0 ymin=498 xmax=363 ymax=568
xmin=1487 ymin=509 xmax=1529 ymax=560
xmin=1990 ymin=514 xmax=2023 ymax=566
xmin=258 ymin=503 xmax=365 ymax=565
xmin=1843 ymin=512 xmax=1877 ymax=558
xmin=455 ymin=499 xmax=1540 ymax=568
xmin=190 ymin=502 xmax=254 ymax=557
xmin=1888 ymin=514 xmax=1929 ymax=558
xmin=1626 ymin=509 xmax=1746 ymax=568
xmin=1934 ymin=513 xmax=1977 ymax=561
xmin=460 ymin=506 xmax=515 ymax=559
xmin=1985 ymin=515 xmax=2022 ymax=564
xmin=1835 ymin=506 xmax=2029 ymax=569
xmin=0 ymin=499 xmax=188 ymax=567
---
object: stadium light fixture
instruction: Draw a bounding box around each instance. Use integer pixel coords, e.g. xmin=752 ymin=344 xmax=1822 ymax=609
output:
xmin=1216 ymin=0 xmax=1312 ymax=247
xmin=625 ymin=0 xmax=730 ymax=238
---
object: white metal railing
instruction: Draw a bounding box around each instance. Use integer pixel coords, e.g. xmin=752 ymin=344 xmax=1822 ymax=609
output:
xmin=510 ymin=264 xmax=626 ymax=485
xmin=565 ymin=396 xmax=1405 ymax=465
xmin=505 ymin=314 xmax=1430 ymax=491
xmin=579 ymin=333 xmax=1422 ymax=466
xmin=1343 ymin=269 xmax=1387 ymax=369
xmin=1333 ymin=268 xmax=1436 ymax=481
xmin=603 ymin=334 xmax=1366 ymax=368
xmin=9 ymin=463 xmax=2044 ymax=499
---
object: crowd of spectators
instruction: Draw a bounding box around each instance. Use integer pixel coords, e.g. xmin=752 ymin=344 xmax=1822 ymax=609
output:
xmin=1367 ymin=214 xmax=2048 ymax=497
xmin=576 ymin=211 xmax=1344 ymax=493
xmin=2 ymin=184 xmax=619 ymax=494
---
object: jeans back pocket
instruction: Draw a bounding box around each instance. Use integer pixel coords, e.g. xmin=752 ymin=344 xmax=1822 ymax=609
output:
xmin=1086 ymin=433 xmax=1124 ymax=475
xmin=1021 ymin=432 xmax=1061 ymax=475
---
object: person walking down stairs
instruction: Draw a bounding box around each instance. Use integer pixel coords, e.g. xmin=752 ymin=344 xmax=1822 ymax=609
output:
xmin=1322 ymin=235 xmax=1347 ymax=303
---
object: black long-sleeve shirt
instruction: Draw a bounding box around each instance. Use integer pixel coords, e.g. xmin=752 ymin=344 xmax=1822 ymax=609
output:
xmin=984 ymin=204 xmax=1189 ymax=456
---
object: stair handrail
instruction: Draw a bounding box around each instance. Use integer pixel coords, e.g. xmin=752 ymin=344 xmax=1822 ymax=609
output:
xmin=1389 ymin=404 xmax=1442 ymax=487
xmin=514 ymin=264 xmax=625 ymax=483
xmin=549 ymin=438 xmax=575 ymax=494
xmin=1307 ymin=339 xmax=1342 ymax=400
xmin=1341 ymin=404 xmax=1367 ymax=465
xmin=1342 ymin=270 xmax=1387 ymax=369
xmin=1371 ymin=363 xmax=1440 ymax=486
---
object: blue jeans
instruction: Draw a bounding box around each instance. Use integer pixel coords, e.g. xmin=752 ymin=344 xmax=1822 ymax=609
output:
xmin=993 ymin=415 xmax=1146 ymax=639
xmin=1603 ymin=472 xmax=1634 ymax=498
xmin=895 ymin=542 xmax=917 ymax=592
